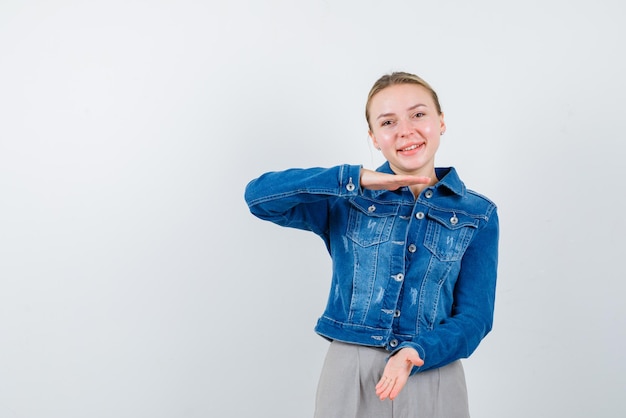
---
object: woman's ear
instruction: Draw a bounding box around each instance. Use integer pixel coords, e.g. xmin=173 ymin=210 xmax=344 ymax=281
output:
xmin=369 ymin=131 xmax=381 ymax=150
xmin=439 ymin=112 xmax=446 ymax=136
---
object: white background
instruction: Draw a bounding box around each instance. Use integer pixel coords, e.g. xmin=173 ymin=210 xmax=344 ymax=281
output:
xmin=1 ymin=1 xmax=625 ymax=417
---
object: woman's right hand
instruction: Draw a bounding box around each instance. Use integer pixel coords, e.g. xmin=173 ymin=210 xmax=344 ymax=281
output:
xmin=359 ymin=168 xmax=431 ymax=191
xmin=375 ymin=347 xmax=424 ymax=401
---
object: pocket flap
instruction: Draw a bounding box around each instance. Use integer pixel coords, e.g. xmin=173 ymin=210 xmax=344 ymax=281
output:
xmin=349 ymin=197 xmax=400 ymax=217
xmin=426 ymin=208 xmax=479 ymax=230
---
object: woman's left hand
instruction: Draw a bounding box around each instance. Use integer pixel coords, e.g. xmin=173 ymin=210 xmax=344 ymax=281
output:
xmin=375 ymin=347 xmax=424 ymax=401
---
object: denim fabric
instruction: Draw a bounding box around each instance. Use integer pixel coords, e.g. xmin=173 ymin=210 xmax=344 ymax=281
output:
xmin=244 ymin=162 xmax=499 ymax=374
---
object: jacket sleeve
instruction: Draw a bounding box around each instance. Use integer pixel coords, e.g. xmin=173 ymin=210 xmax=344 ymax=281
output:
xmin=244 ymin=165 xmax=362 ymax=237
xmin=395 ymin=206 xmax=499 ymax=374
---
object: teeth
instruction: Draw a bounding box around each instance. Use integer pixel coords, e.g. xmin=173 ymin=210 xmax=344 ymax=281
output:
xmin=403 ymin=144 xmax=419 ymax=151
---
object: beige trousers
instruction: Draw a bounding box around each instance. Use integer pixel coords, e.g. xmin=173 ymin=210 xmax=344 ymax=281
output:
xmin=314 ymin=341 xmax=470 ymax=418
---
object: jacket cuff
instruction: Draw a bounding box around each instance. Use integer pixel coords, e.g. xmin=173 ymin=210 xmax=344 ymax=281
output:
xmin=340 ymin=165 xmax=362 ymax=196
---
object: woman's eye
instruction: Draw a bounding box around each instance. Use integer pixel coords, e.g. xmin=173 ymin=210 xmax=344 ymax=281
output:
xmin=414 ymin=112 xmax=425 ymax=118
xmin=381 ymin=120 xmax=393 ymax=126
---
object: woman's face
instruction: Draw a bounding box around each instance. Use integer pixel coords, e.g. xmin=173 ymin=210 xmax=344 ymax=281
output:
xmin=368 ymin=83 xmax=445 ymax=177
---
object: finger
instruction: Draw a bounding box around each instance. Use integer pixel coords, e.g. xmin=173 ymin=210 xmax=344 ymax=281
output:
xmin=376 ymin=384 xmax=391 ymax=400
xmin=375 ymin=376 xmax=395 ymax=400
xmin=375 ymin=375 xmax=390 ymax=391
xmin=410 ymin=356 xmax=425 ymax=367
xmin=388 ymin=377 xmax=407 ymax=400
xmin=410 ymin=176 xmax=432 ymax=184
xmin=384 ymin=177 xmax=431 ymax=190
xmin=394 ymin=175 xmax=431 ymax=185
xmin=405 ymin=351 xmax=425 ymax=367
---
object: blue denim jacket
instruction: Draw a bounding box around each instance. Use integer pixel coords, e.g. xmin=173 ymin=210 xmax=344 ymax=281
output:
xmin=244 ymin=162 xmax=499 ymax=374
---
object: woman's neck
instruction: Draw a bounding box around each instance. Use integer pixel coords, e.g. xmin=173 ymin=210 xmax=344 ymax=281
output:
xmin=409 ymin=169 xmax=438 ymax=197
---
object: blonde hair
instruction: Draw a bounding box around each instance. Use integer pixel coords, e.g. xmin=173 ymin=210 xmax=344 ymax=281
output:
xmin=365 ymin=72 xmax=442 ymax=130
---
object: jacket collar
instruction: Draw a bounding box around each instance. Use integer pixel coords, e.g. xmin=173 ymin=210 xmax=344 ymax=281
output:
xmin=371 ymin=162 xmax=466 ymax=197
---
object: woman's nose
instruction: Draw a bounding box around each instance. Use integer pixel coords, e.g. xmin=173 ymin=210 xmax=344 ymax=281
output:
xmin=397 ymin=118 xmax=412 ymax=136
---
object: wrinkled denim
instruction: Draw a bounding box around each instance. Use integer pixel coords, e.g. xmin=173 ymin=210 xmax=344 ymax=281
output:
xmin=244 ymin=162 xmax=499 ymax=374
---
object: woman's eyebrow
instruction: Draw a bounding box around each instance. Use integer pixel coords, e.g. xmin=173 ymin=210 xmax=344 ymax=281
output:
xmin=376 ymin=111 xmax=396 ymax=120
xmin=376 ymin=103 xmax=427 ymax=120
xmin=407 ymin=103 xmax=428 ymax=112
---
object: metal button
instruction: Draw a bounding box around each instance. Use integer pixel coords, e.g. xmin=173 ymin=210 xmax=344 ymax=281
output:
xmin=394 ymin=310 xmax=401 ymax=318
xmin=450 ymin=215 xmax=458 ymax=225
xmin=424 ymin=190 xmax=433 ymax=198
xmin=389 ymin=339 xmax=398 ymax=348
xmin=368 ymin=205 xmax=376 ymax=213
xmin=346 ymin=182 xmax=355 ymax=192
xmin=408 ymin=244 xmax=417 ymax=253
xmin=415 ymin=212 xmax=425 ymax=219
xmin=394 ymin=273 xmax=404 ymax=282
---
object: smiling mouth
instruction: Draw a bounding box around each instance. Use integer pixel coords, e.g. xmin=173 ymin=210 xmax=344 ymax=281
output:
xmin=401 ymin=144 xmax=422 ymax=152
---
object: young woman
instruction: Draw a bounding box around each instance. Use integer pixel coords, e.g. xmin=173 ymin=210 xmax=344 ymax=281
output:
xmin=244 ymin=72 xmax=499 ymax=418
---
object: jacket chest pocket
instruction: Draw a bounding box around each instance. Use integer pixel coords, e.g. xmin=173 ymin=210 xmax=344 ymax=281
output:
xmin=346 ymin=197 xmax=399 ymax=247
xmin=424 ymin=208 xmax=479 ymax=261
